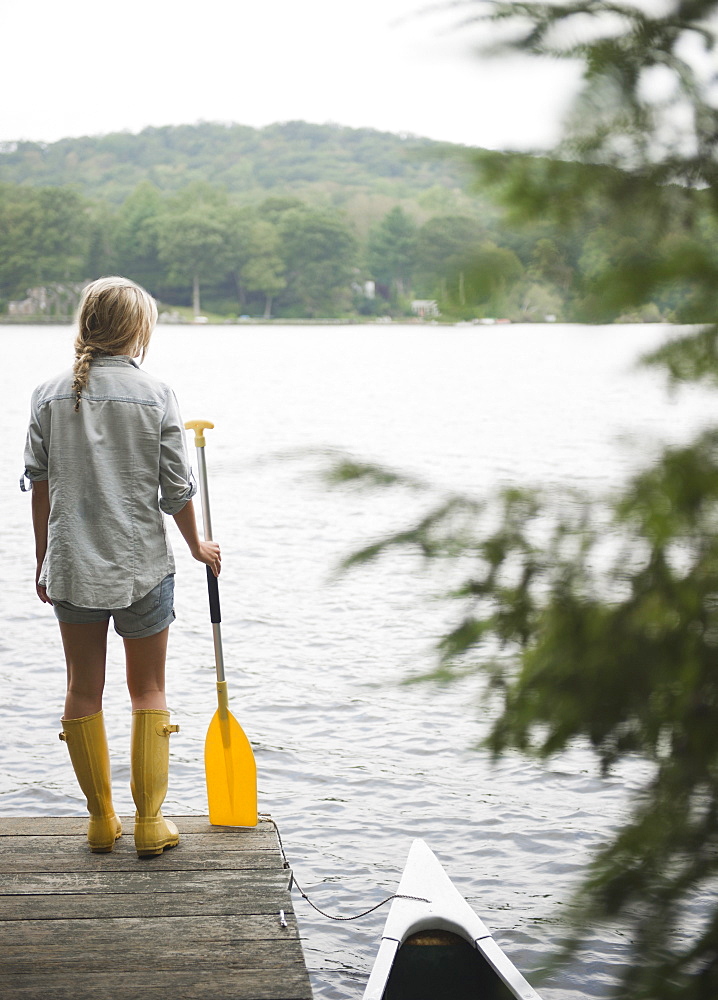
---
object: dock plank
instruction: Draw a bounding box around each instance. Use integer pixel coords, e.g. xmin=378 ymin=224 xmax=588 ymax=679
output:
xmin=1 ymin=868 xmax=289 ymax=897
xmin=0 ymin=849 xmax=281 ymax=874
xmin=0 ymin=886 xmax=293 ymax=920
xmin=0 ymin=816 xmax=270 ymax=837
xmin=0 ymin=969 xmax=312 ymax=1000
xmin=0 ymin=815 xmax=312 ymax=1000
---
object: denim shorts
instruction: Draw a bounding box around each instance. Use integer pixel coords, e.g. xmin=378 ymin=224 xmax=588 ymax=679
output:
xmin=53 ymin=575 xmax=176 ymax=639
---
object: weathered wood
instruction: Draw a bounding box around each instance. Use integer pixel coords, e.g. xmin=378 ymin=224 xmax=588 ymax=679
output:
xmin=0 ymin=816 xmax=278 ymax=838
xmin=2 ymin=909 xmax=300 ymax=943
xmin=0 ymin=848 xmax=282 ymax=874
xmin=0 ymin=868 xmax=290 ymax=897
xmin=0 ymin=885 xmax=292 ymax=920
xmin=4 ymin=943 xmax=308 ymax=981
xmin=0 ymin=815 xmax=312 ymax=1000
xmin=0 ymin=833 xmax=279 ymax=855
xmin=0 ymin=969 xmax=313 ymax=1000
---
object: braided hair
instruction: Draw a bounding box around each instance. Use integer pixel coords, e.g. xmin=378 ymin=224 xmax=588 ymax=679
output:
xmin=72 ymin=277 xmax=158 ymax=410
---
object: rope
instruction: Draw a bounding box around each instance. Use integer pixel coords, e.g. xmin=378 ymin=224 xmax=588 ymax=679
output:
xmin=291 ymin=879 xmax=430 ymax=922
xmin=259 ymin=813 xmax=430 ymax=923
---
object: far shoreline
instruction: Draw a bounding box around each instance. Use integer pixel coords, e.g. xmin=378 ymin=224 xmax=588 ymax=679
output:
xmin=0 ymin=316 xmax=669 ymax=328
xmin=0 ymin=316 xmax=410 ymax=326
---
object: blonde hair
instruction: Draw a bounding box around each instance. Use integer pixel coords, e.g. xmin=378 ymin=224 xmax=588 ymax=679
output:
xmin=72 ymin=276 xmax=158 ymax=411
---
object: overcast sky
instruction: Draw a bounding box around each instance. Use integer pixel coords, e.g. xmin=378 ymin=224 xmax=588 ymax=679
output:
xmin=1 ymin=0 xmax=580 ymax=150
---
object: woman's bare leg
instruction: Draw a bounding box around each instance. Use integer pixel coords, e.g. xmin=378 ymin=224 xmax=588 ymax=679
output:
xmin=124 ymin=627 xmax=169 ymax=711
xmin=60 ymin=621 xmax=109 ymax=718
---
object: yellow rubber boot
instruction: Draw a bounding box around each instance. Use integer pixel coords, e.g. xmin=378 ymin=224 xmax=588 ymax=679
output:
xmin=131 ymin=709 xmax=180 ymax=857
xmin=59 ymin=711 xmax=123 ymax=853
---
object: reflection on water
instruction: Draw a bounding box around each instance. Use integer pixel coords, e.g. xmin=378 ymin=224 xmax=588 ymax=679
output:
xmin=2 ymin=323 xmax=714 ymax=998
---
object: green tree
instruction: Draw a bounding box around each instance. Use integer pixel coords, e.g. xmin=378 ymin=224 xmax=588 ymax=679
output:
xmin=224 ymin=206 xmax=257 ymax=312
xmin=0 ymin=185 xmax=88 ymax=298
xmin=113 ymin=181 xmax=165 ymax=292
xmin=157 ymin=185 xmax=231 ymax=315
xmin=367 ymin=206 xmax=418 ymax=299
xmin=279 ymin=206 xmax=358 ymax=316
xmin=258 ymin=196 xmax=305 ymax=223
xmin=416 ymin=214 xmax=484 ymax=298
xmin=331 ymin=3 xmax=718 ymax=997
xmin=226 ymin=208 xmax=286 ymax=317
xmin=415 ymin=215 xmax=523 ymax=312
xmin=528 ymin=238 xmax=574 ymax=295
xmin=466 ymin=241 xmax=523 ymax=314
xmin=240 ymin=219 xmax=286 ymax=319
xmin=84 ymin=201 xmax=118 ymax=280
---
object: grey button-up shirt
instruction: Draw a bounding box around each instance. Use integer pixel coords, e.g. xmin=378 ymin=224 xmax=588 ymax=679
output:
xmin=23 ymin=356 xmax=196 ymax=609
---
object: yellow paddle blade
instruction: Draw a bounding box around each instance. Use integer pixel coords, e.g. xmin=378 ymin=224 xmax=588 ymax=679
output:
xmin=205 ymin=689 xmax=257 ymax=827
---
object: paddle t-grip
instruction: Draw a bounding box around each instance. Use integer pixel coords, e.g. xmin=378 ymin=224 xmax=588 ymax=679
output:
xmin=185 ymin=419 xmax=215 ymax=448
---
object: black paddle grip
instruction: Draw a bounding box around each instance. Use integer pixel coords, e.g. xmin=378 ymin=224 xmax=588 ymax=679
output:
xmin=206 ymin=566 xmax=222 ymax=624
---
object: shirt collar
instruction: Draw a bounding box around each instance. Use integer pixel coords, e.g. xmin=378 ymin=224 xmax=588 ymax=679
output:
xmin=91 ymin=355 xmax=140 ymax=369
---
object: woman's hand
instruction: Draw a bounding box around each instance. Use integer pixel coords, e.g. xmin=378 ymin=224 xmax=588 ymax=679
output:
xmin=172 ymin=500 xmax=222 ymax=576
xmin=192 ymin=539 xmax=221 ymax=577
xmin=35 ymin=566 xmax=52 ymax=604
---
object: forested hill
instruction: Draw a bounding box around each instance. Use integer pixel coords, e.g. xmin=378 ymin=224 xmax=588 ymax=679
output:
xmin=1 ymin=120 xmax=697 ymax=325
xmin=0 ymin=121 xmax=471 ymax=204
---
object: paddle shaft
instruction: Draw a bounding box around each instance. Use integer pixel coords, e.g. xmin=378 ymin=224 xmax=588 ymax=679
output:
xmin=193 ymin=443 xmax=226 ymax=685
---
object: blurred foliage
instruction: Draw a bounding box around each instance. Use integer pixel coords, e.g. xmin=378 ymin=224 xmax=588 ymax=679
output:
xmin=462 ymin=0 xmax=718 ymax=330
xmin=325 ymin=2 xmax=718 ymax=997
xmin=332 ymin=432 xmax=718 ymax=994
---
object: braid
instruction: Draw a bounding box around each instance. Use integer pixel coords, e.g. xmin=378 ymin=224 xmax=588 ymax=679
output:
xmin=72 ymin=346 xmax=97 ymax=411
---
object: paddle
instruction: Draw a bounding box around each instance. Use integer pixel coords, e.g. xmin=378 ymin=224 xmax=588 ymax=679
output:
xmin=184 ymin=419 xmax=257 ymax=827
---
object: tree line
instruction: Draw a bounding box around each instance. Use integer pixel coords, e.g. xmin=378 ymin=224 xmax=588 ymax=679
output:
xmin=1 ymin=168 xmax=714 ymax=322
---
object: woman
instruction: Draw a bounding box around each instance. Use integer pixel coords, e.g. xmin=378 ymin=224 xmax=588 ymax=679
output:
xmin=22 ymin=276 xmax=220 ymax=856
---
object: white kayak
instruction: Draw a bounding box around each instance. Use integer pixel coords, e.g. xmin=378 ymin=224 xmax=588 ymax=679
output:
xmin=363 ymin=839 xmax=543 ymax=1000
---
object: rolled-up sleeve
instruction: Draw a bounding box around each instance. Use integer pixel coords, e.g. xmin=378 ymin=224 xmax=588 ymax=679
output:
xmin=159 ymin=389 xmax=197 ymax=514
xmin=22 ymin=389 xmax=49 ymax=489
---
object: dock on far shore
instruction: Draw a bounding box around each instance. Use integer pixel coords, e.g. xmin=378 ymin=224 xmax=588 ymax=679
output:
xmin=0 ymin=815 xmax=312 ymax=1000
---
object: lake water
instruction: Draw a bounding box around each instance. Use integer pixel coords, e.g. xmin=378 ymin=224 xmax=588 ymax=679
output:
xmin=2 ymin=322 xmax=715 ymax=998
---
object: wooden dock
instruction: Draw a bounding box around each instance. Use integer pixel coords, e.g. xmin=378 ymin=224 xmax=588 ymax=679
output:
xmin=0 ymin=815 xmax=313 ymax=1000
